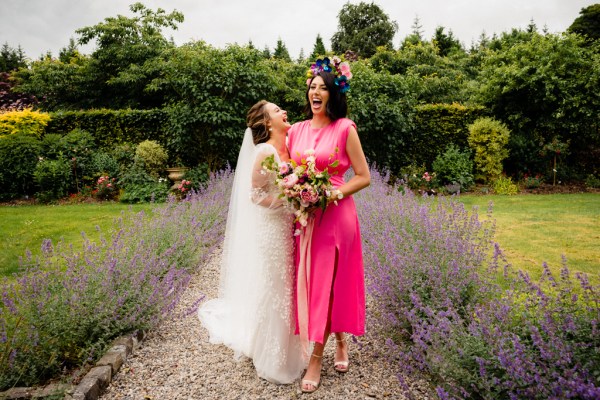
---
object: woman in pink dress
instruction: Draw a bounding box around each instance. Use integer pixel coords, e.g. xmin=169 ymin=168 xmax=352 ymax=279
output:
xmin=287 ymin=58 xmax=370 ymax=393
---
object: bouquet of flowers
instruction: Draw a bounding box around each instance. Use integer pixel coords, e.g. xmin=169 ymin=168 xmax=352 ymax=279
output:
xmin=261 ymin=149 xmax=343 ymax=229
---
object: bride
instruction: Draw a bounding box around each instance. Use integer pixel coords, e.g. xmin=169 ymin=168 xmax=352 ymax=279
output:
xmin=198 ymin=100 xmax=304 ymax=384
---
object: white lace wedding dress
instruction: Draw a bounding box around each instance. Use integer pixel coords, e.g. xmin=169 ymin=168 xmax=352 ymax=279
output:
xmin=198 ymin=130 xmax=304 ymax=384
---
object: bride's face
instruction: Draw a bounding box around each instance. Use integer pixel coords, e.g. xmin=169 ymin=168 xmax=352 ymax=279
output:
xmin=266 ymin=103 xmax=291 ymax=133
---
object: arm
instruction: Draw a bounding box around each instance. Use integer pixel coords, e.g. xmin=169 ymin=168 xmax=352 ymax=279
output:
xmin=251 ymin=151 xmax=284 ymax=209
xmin=335 ymin=126 xmax=370 ymax=198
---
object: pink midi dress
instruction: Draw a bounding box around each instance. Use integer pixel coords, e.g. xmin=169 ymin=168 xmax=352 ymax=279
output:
xmin=288 ymin=118 xmax=366 ymax=344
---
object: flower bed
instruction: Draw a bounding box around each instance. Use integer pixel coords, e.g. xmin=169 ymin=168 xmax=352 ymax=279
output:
xmin=355 ymin=169 xmax=600 ymax=399
xmin=0 ymin=170 xmax=232 ymax=390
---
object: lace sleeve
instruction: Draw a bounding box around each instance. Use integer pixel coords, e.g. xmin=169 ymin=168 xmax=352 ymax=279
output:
xmin=251 ymin=148 xmax=284 ymax=209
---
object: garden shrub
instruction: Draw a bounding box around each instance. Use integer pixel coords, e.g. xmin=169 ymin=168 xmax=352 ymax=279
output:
xmin=40 ymin=133 xmax=64 ymax=159
xmin=521 ymin=174 xmax=544 ymax=189
xmin=468 ymin=117 xmax=511 ymax=182
xmin=33 ymin=157 xmax=72 ymax=203
xmin=182 ymin=163 xmax=211 ymax=190
xmin=56 ymin=128 xmax=97 ymax=190
xmin=412 ymin=103 xmax=486 ymax=169
xmin=0 ymin=108 xmax=50 ymax=138
xmin=492 ymin=175 xmax=519 ymax=195
xmin=110 ymin=142 xmax=137 ymax=175
xmin=89 ymin=151 xmax=120 ymax=180
xmin=0 ymin=133 xmax=42 ymax=200
xmin=398 ymin=163 xmax=437 ymax=193
xmin=119 ymin=161 xmax=169 ymax=203
xmin=355 ymin=169 xmax=600 ymax=399
xmin=92 ymin=175 xmax=118 ymax=201
xmin=432 ymin=144 xmax=474 ymax=191
xmin=135 ymin=140 xmax=168 ymax=178
xmin=158 ymin=43 xmax=280 ymax=168
xmin=585 ymin=174 xmax=600 ymax=189
xmin=347 ymin=61 xmax=417 ymax=172
xmin=0 ymin=170 xmax=232 ymax=389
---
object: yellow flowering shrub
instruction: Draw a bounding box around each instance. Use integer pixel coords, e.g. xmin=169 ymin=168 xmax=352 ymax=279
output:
xmin=0 ymin=108 xmax=51 ymax=138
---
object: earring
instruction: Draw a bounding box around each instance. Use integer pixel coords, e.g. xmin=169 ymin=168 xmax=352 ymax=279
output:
xmin=269 ymin=127 xmax=273 ymax=132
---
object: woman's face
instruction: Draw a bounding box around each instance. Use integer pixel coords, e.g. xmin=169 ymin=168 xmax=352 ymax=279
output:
xmin=266 ymin=103 xmax=290 ymax=133
xmin=308 ymin=76 xmax=329 ymax=117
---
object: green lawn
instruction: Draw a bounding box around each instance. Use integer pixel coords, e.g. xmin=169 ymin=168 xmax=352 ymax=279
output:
xmin=1 ymin=194 xmax=598 ymax=282
xmin=458 ymin=193 xmax=600 ymax=280
xmin=0 ymin=202 xmax=156 ymax=276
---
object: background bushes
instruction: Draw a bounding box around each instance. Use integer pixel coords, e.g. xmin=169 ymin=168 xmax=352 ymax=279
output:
xmin=468 ymin=117 xmax=511 ymax=182
xmin=33 ymin=157 xmax=72 ymax=203
xmin=412 ymin=103 xmax=486 ymax=169
xmin=46 ymin=108 xmax=168 ymax=157
xmin=0 ymin=134 xmax=42 ymax=200
xmin=0 ymin=109 xmax=50 ymax=138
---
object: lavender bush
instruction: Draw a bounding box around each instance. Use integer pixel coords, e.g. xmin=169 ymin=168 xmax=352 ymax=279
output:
xmin=355 ymin=169 xmax=600 ymax=399
xmin=0 ymin=170 xmax=232 ymax=389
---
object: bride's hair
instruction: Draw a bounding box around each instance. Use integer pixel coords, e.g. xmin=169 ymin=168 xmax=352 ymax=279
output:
xmin=246 ymin=100 xmax=271 ymax=145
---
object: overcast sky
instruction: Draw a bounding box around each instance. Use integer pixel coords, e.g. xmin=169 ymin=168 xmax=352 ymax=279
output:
xmin=1 ymin=0 xmax=596 ymax=60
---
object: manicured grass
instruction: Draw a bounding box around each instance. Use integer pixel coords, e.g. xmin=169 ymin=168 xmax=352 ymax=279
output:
xmin=2 ymin=194 xmax=598 ymax=282
xmin=457 ymin=193 xmax=600 ymax=280
xmin=0 ymin=202 xmax=156 ymax=277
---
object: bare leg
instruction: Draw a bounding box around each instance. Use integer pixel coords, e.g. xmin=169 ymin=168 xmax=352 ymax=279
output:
xmin=302 ymin=326 xmax=330 ymax=392
xmin=334 ymin=332 xmax=349 ymax=372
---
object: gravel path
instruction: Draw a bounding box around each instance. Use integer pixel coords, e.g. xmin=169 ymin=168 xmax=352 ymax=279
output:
xmin=100 ymin=251 xmax=433 ymax=400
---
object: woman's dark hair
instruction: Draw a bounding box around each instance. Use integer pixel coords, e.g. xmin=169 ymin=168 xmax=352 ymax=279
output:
xmin=303 ymin=71 xmax=348 ymax=120
xmin=246 ymin=100 xmax=271 ymax=145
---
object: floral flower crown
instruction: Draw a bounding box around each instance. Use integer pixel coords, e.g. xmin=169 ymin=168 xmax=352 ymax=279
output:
xmin=306 ymin=56 xmax=352 ymax=94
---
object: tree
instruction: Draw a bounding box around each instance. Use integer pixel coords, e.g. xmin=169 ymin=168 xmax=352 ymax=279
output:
xmin=273 ymin=38 xmax=291 ymax=61
xmin=262 ymin=45 xmax=271 ymax=59
xmin=475 ymin=32 xmax=600 ymax=177
xmin=310 ymin=34 xmax=327 ymax=59
xmin=58 ymin=38 xmax=80 ymax=63
xmin=74 ymin=2 xmax=184 ymax=109
xmin=12 ymin=53 xmax=93 ymax=111
xmin=0 ymin=72 xmax=38 ymax=111
xmin=331 ymin=2 xmax=398 ymax=58
xmin=149 ymin=43 xmax=278 ymax=167
xmin=432 ymin=26 xmax=463 ymax=56
xmin=402 ymin=16 xmax=424 ymax=47
xmin=0 ymin=43 xmax=27 ymax=72
xmin=568 ymin=4 xmax=600 ymax=42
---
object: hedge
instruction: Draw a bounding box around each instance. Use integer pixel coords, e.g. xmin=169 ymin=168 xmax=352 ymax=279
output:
xmin=411 ymin=103 xmax=487 ymax=169
xmin=46 ymin=108 xmax=169 ymax=152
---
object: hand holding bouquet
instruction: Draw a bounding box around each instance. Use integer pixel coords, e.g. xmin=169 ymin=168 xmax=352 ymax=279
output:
xmin=261 ymin=149 xmax=343 ymax=229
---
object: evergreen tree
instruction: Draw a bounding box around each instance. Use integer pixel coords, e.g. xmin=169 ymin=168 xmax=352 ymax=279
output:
xmin=310 ymin=34 xmax=327 ymax=59
xmin=273 ymin=38 xmax=291 ymax=61
xmin=527 ymin=18 xmax=538 ymax=33
xmin=58 ymin=38 xmax=79 ymax=63
xmin=402 ymin=16 xmax=424 ymax=47
xmin=298 ymin=48 xmax=306 ymax=62
xmin=432 ymin=26 xmax=463 ymax=56
xmin=0 ymin=43 xmax=27 ymax=72
xmin=262 ymin=45 xmax=271 ymax=59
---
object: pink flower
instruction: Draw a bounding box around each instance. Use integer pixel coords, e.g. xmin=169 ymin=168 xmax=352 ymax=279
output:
xmin=279 ymin=163 xmax=290 ymax=175
xmin=300 ymin=187 xmax=319 ymax=205
xmin=423 ymin=172 xmax=431 ymax=182
xmin=339 ymin=62 xmax=352 ymax=79
xmin=282 ymin=173 xmax=299 ymax=188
